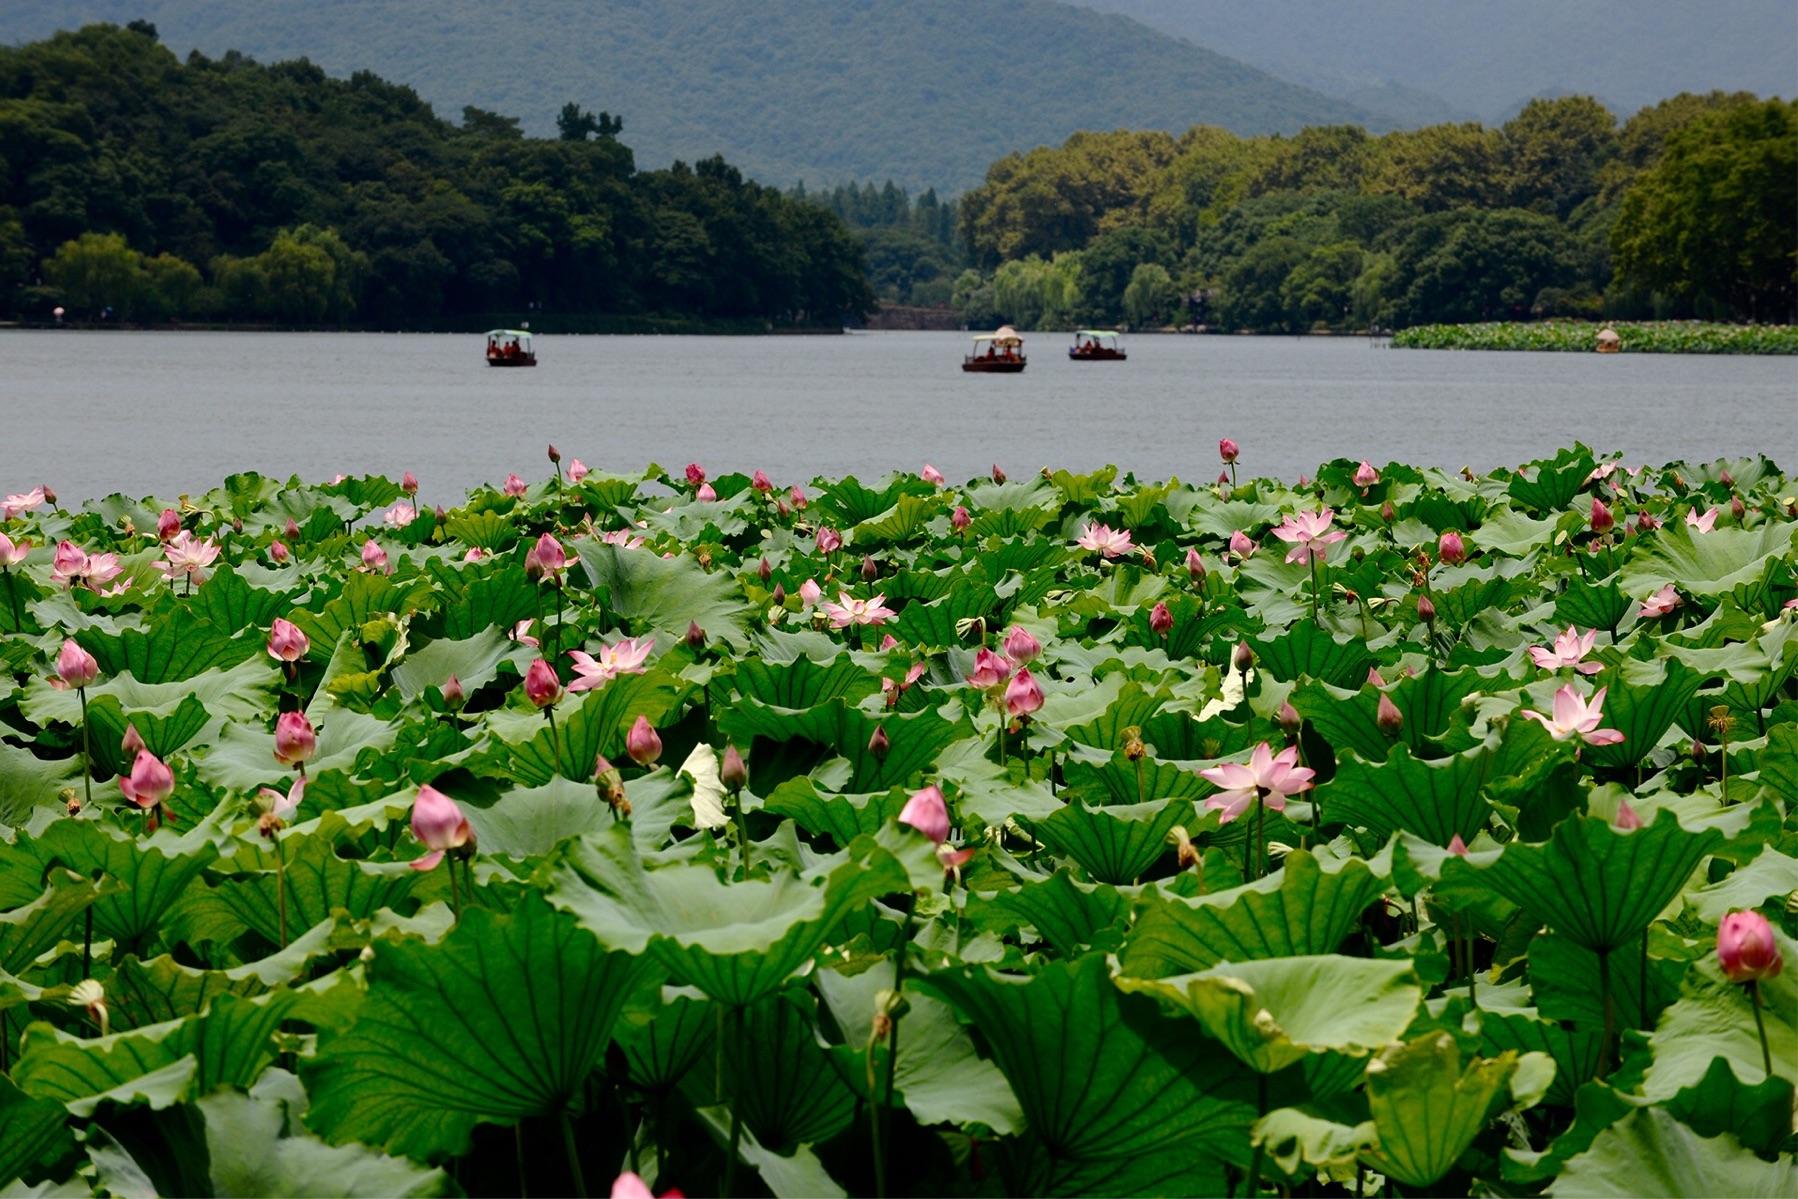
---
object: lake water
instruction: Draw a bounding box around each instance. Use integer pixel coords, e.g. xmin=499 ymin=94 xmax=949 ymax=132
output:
xmin=2 ymin=329 xmax=1793 ymax=501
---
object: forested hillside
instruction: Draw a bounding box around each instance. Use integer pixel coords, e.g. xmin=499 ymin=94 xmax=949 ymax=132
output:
xmin=950 ymin=94 xmax=1798 ymax=331
xmin=0 ymin=23 xmax=873 ymax=327
xmin=0 ymin=0 xmax=1383 ymax=192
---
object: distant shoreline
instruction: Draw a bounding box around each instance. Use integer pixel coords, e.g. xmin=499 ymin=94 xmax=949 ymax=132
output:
xmin=0 ymin=317 xmax=848 ymax=336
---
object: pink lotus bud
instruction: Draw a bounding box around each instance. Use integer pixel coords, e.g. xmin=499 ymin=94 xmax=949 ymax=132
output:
xmin=758 ymin=557 xmax=772 ymax=584
xmin=1233 ymin=641 xmax=1253 ymax=672
xmin=776 ymin=498 xmax=790 ymax=518
xmin=720 ymin=743 xmax=748 ymax=792
xmin=611 ymin=1172 xmax=662 ymax=1199
xmin=789 ymin=484 xmax=807 ymax=509
xmin=1731 ymin=495 xmax=1746 ymax=521
xmin=532 ymin=532 xmax=567 ymax=574
xmin=625 ymin=715 xmax=662 ymax=766
xmin=119 ymin=749 xmax=174 ymax=810
xmin=1692 ymin=738 xmax=1707 ymax=763
xmin=1002 ymin=625 xmax=1041 ymax=665
xmin=567 ymin=459 xmax=590 ymax=484
xmin=1276 ymin=700 xmax=1302 ymax=735
xmin=1005 ymin=667 xmax=1044 ymax=718
xmin=524 ymin=658 xmax=563 ymax=708
xmin=967 ymin=647 xmax=1013 ymax=690
xmin=401 ymin=470 xmax=419 ymax=496
xmin=1614 ymin=798 xmax=1643 ymax=830
xmin=273 ymin=710 xmax=317 ymax=767
xmin=696 ymin=482 xmax=717 ymax=502
xmin=1418 ymin=594 xmax=1436 ymax=625
xmin=1216 ymin=470 xmax=1230 ymax=486
xmin=547 ymin=443 xmax=561 ymax=464
xmin=441 ymin=674 xmax=464 ymax=706
xmin=1438 ymin=530 xmax=1466 ymax=565
xmin=868 ymin=723 xmax=891 ymax=759
xmin=860 ymin=555 xmax=879 ymax=582
xmin=1228 ymin=530 xmax=1254 ymax=558
xmin=1590 ymin=498 xmax=1615 ymax=534
xmin=284 ymin=517 xmax=302 ymax=539
xmin=685 ymin=621 xmax=706 ymax=651
xmin=684 ymin=463 xmax=706 ymax=486
xmin=52 ymin=540 xmax=87 ymax=580
xmin=1719 ymin=470 xmax=1736 ymax=487
xmin=799 ymin=578 xmax=822 ymax=607
xmin=1354 ymin=461 xmax=1379 ymax=488
xmin=267 ymin=617 xmax=309 ymax=663
xmin=1218 ymin=438 xmax=1239 ymax=465
xmin=157 ymin=508 xmax=181 ymax=542
xmin=879 ymin=633 xmax=900 ymax=651
xmin=1377 ymin=693 xmax=1404 ymax=736
xmin=991 ymin=464 xmax=1007 ymax=484
xmin=899 ymin=784 xmax=950 ymax=843
xmin=1149 ymin=601 xmax=1173 ymax=636
xmin=361 ymin=539 xmax=389 ymax=573
xmin=56 ymin=639 xmax=99 ymax=689
xmin=751 ymin=469 xmax=773 ymax=493
xmin=816 ymin=527 xmax=842 ymax=554
xmin=771 ymin=582 xmax=787 ymax=606
xmin=409 ymin=784 xmax=472 ymax=868
xmin=1380 ymin=500 xmax=1396 ymax=523
xmin=1717 ymin=910 xmax=1783 ymax=983
xmin=120 ymin=723 xmax=146 ymax=756
xmin=1185 ymin=547 xmax=1205 ymax=581
xmin=40 ymin=484 xmax=55 ymax=505
xmin=1367 ymin=666 xmax=1387 ymax=687
xmin=1298 ymin=472 xmax=1311 ymax=488
xmin=921 ymin=463 xmax=944 ymax=485
xmin=504 ymin=473 xmax=527 ymax=498
xmin=951 ymin=506 xmax=971 ymax=531
xmin=1447 ymin=834 xmax=1469 ymax=856
xmin=269 ymin=539 xmax=290 ymax=563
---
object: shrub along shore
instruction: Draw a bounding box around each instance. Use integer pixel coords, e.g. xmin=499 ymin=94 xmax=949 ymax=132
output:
xmin=1392 ymin=320 xmax=1798 ymax=354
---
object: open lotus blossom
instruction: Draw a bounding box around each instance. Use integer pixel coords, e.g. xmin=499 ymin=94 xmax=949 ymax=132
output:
xmin=273 ymin=710 xmax=317 ymax=768
xmin=157 ymin=508 xmax=181 ymax=541
xmin=821 ymin=591 xmax=896 ymax=628
xmin=508 ymin=619 xmax=539 ymax=647
xmin=1075 ymin=521 xmax=1134 ymax=558
xmin=1717 ymin=910 xmax=1783 ymax=983
xmin=360 ymin=539 xmax=390 ymax=574
xmin=1 ymin=486 xmax=45 ymax=519
xmin=816 ymin=526 xmax=843 ymax=554
xmin=0 ymin=532 xmax=28 ymax=567
xmin=401 ymin=470 xmax=419 ymax=495
xmin=1199 ymin=741 xmax=1316 ymax=825
xmin=966 ymin=647 xmax=1013 ymax=690
xmin=1639 ymin=583 xmax=1681 ymax=618
xmin=50 ymin=541 xmax=123 ymax=591
xmin=409 ymin=783 xmax=472 ymax=870
xmin=1227 ymin=529 xmax=1255 ymax=559
xmin=118 ymin=749 xmax=175 ymax=810
xmin=1521 ymin=684 xmax=1625 ymax=745
xmin=567 ymin=637 xmax=655 ymax=690
xmin=899 ymin=784 xmax=950 ymax=844
xmin=921 ymin=463 xmax=944 ymax=485
xmin=383 ymin=501 xmax=416 ymax=528
xmin=1354 ymin=461 xmax=1379 ymax=488
xmin=1002 ymin=625 xmax=1041 ymax=664
xmin=1271 ymin=509 xmax=1347 ymax=565
xmin=600 ymin=528 xmax=647 ymax=549
xmin=1527 ymin=626 xmax=1603 ymax=674
xmin=257 ymin=778 xmax=305 ymax=825
xmin=1685 ymin=506 xmax=1719 ymax=533
xmin=503 ymin=473 xmax=527 ymax=497
xmin=567 ymin=458 xmax=590 ymax=483
xmin=158 ymin=530 xmax=220 ymax=584
xmin=55 ymin=639 xmax=99 ymax=689
xmin=524 ymin=658 xmax=563 ymax=708
xmin=1005 ymin=667 xmax=1044 ymax=717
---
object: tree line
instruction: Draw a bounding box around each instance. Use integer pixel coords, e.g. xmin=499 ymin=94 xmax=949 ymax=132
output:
xmin=0 ymin=23 xmax=872 ymax=327
xmin=948 ymin=94 xmax=1796 ymax=331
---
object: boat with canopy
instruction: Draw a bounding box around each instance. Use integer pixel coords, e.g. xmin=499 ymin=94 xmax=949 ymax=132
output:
xmin=485 ymin=329 xmax=536 ymax=367
xmin=961 ymin=326 xmax=1026 ymax=373
xmin=1068 ymin=329 xmax=1126 ymax=361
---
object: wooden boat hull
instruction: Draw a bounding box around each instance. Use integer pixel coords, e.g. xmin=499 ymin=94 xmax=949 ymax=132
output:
xmin=962 ymin=359 xmax=1026 ymax=373
xmin=1068 ymin=349 xmax=1127 ymax=361
xmin=486 ymin=356 xmax=537 ymax=367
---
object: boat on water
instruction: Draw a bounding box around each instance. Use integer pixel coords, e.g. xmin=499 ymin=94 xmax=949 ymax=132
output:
xmin=485 ymin=329 xmax=536 ymax=367
xmin=962 ymin=326 xmax=1026 ymax=373
xmin=1069 ymin=329 xmax=1127 ymax=361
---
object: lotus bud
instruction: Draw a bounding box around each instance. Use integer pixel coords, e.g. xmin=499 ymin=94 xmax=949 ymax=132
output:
xmin=120 ymin=723 xmax=146 ymax=756
xmin=758 ymin=557 xmax=772 ymax=584
xmin=751 ymin=469 xmax=773 ymax=493
xmin=273 ymin=710 xmax=317 ymax=768
xmin=56 ymin=639 xmax=99 ymax=689
xmin=401 ymin=470 xmax=419 ymax=496
xmin=409 ymin=784 xmax=472 ymax=868
xmin=898 ymin=784 xmax=950 ymax=843
xmin=1277 ymin=700 xmax=1302 ymax=736
xmin=771 ymin=582 xmax=787 ymax=606
xmin=1380 ymin=500 xmax=1396 ymax=523
xmin=361 ymin=539 xmax=389 ymax=573
xmin=685 ymin=462 xmax=706 ymax=486
xmin=1186 ymin=547 xmax=1205 ymax=582
xmin=1354 ymin=461 xmax=1379 ymax=488
xmin=267 ymin=617 xmax=310 ymax=663
xmin=1229 ymin=530 xmax=1254 ymax=558
xmin=789 ymin=484 xmax=807 ymax=509
xmin=861 ymin=554 xmax=879 ymax=582
xmin=775 ymin=498 xmax=790 ymax=518
xmin=1218 ymin=438 xmax=1239 ymax=465
xmin=1121 ymin=725 xmax=1147 ymax=762
xmin=593 ymin=753 xmax=629 ymax=814
xmin=685 ymin=621 xmax=706 ymax=651
xmin=1233 ymin=641 xmax=1253 ymax=673
xmin=1149 ymin=601 xmax=1173 ymax=636
xmin=441 ymin=674 xmax=465 ymax=706
xmin=1438 ymin=530 xmax=1466 ymax=565
xmin=118 ymin=749 xmax=174 ymax=810
xmin=720 ymin=744 xmax=748 ymax=793
xmin=1376 ymin=693 xmax=1404 ymax=737
xmin=991 ymin=464 xmax=1007 ymax=484
xmin=433 ymin=505 xmax=446 ymax=525
xmin=799 ymin=578 xmax=822 ymax=607
xmin=1002 ymin=625 xmax=1041 ymax=665
xmin=626 ymin=715 xmax=662 ymax=766
xmin=1717 ymin=910 xmax=1783 ymax=983
xmin=41 ymin=485 xmax=56 ymax=505
xmin=696 ymin=482 xmax=717 ymax=502
xmin=157 ymin=507 xmax=181 ymax=541
xmin=816 ymin=526 xmax=843 ymax=554
xmin=1367 ymin=666 xmax=1387 ymax=688
xmin=503 ymin=473 xmax=527 ymax=497
xmin=951 ymin=505 xmax=971 ymax=531
xmin=1217 ymin=470 xmax=1230 ymax=486
xmin=1590 ymin=498 xmax=1615 ymax=534
xmin=1298 ymin=472 xmax=1311 ymax=488
xmin=868 ymin=723 xmax=891 ymax=761
xmin=284 ymin=517 xmax=302 ymax=539
xmin=1615 ymin=798 xmax=1643 ymax=830
xmin=524 ymin=659 xmax=562 ymax=708
xmin=1418 ymin=594 xmax=1436 ymax=625
xmin=1692 ymin=738 xmax=1707 ymax=763
xmin=547 ymin=443 xmax=561 ymax=464
xmin=1731 ymin=495 xmax=1746 ymax=521
xmin=232 ymin=516 xmax=244 ymax=535
xmin=270 ymin=539 xmax=290 ymax=563
xmin=1719 ymin=470 xmax=1736 ymax=487
xmin=1447 ymin=834 xmax=1469 ymax=856
xmin=1005 ymin=667 xmax=1044 ymax=718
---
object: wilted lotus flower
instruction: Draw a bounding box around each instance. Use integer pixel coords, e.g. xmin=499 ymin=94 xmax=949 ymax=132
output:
xmin=118 ymin=749 xmax=175 ymax=810
xmin=1002 ymin=625 xmax=1041 ymax=665
xmin=1639 ymin=584 xmax=1681 ymax=619
xmin=1590 ymin=498 xmax=1615 ymax=534
xmin=1717 ymin=910 xmax=1783 ymax=983
xmin=409 ymin=783 xmax=472 ymax=870
xmin=1227 ymin=529 xmax=1255 ymax=560
xmin=567 ymin=458 xmax=590 ymax=483
xmin=1075 ymin=521 xmax=1134 ymax=559
xmin=1218 ymin=438 xmax=1239 ymax=465
xmin=1272 ymin=509 xmax=1346 ymax=566
xmin=273 ymin=710 xmax=317 ymax=769
xmin=821 ymin=591 xmax=897 ymax=628
xmin=524 ymin=658 xmax=563 ymax=708
xmin=567 ymin=637 xmax=654 ymax=690
xmin=966 ymin=647 xmax=1012 ymax=690
xmin=360 ymin=539 xmax=390 ymax=574
xmin=626 ymin=715 xmax=662 ymax=766
xmin=685 ymin=463 xmax=706 ymax=487
xmin=899 ymin=784 xmax=950 ymax=843
xmin=1005 ymin=667 xmax=1044 ymax=717
xmin=157 ymin=507 xmax=181 ymax=541
xmin=1438 ymin=530 xmax=1466 ymax=565
xmin=503 ymin=473 xmax=527 ymax=497
xmin=921 ymin=463 xmax=944 ymax=485
xmin=1149 ymin=601 xmax=1173 ymax=636
xmin=951 ymin=505 xmax=971 ymax=531
xmin=67 ymin=978 xmax=108 ymax=1036
xmin=1199 ymin=742 xmax=1315 ymax=824
xmin=1522 ymin=684 xmax=1624 ymax=746
xmin=816 ymin=526 xmax=843 ymax=554
xmin=1528 ymin=626 xmax=1601 ymax=674
xmin=55 ymin=639 xmax=98 ymax=689
xmin=267 ymin=617 xmax=310 ymax=663
xmin=1685 ymin=506 xmax=1719 ymax=533
xmin=401 ymin=470 xmax=419 ymax=496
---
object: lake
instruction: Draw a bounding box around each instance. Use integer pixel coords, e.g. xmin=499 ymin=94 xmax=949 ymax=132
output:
xmin=3 ymin=329 xmax=1793 ymax=501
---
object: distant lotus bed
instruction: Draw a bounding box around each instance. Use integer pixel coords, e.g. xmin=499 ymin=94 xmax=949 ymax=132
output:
xmin=1392 ymin=320 xmax=1798 ymax=354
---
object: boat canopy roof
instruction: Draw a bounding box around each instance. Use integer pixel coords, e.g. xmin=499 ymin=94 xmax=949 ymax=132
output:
xmin=971 ymin=326 xmax=1024 ymax=347
xmin=486 ymin=329 xmax=532 ymax=340
xmin=1073 ymin=329 xmax=1122 ymax=339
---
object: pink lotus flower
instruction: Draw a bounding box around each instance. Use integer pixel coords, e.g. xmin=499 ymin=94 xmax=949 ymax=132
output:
xmin=1218 ymin=438 xmax=1239 ymax=464
xmin=360 ymin=539 xmax=390 ymax=574
xmin=157 ymin=508 xmax=181 ymax=541
xmin=1186 ymin=547 xmax=1206 ymax=580
xmin=1717 ymin=910 xmax=1784 ymax=983
xmin=383 ymin=501 xmax=416 ymax=529
xmin=409 ymin=783 xmax=472 ymax=870
xmin=951 ymin=506 xmax=971 ymax=531
xmin=442 ymin=675 xmax=464 ymax=705
xmin=1227 ymin=530 xmax=1255 ymax=559
xmin=1367 ymin=666 xmax=1387 ymax=687
xmin=524 ymin=658 xmax=563 ymax=708
xmin=0 ymin=531 xmax=28 ymax=567
xmin=610 ymin=1170 xmax=680 ymax=1199
xmin=789 ymin=484 xmax=807 ymax=509
xmin=273 ymin=710 xmax=317 ymax=768
xmin=1521 ymin=684 xmax=1625 ymax=746
xmin=1685 ymin=507 xmax=1719 ymax=533
xmin=2 ymin=487 xmax=45 ymax=519
xmin=1216 ymin=470 xmax=1230 ymax=486
xmin=1590 ymin=498 xmax=1615 ymax=534
xmin=56 ymin=639 xmax=99 ymax=689
xmin=798 ymin=578 xmax=823 ymax=608
xmin=158 ymin=530 xmax=220 ymax=584
xmin=1199 ymin=742 xmax=1316 ymax=825
xmin=625 ymin=715 xmax=662 ymax=766
xmin=899 ymin=784 xmax=950 ymax=844
xmin=1447 ymin=834 xmax=1469 ymax=856
xmin=685 ymin=463 xmax=706 ymax=486
xmin=921 ymin=463 xmax=944 ymax=485
xmin=267 ymin=617 xmax=310 ymax=662
xmin=527 ymin=532 xmax=568 ymax=577
xmin=1528 ymin=626 xmax=1603 ymax=675
xmin=966 ymin=647 xmax=1013 ymax=690
xmin=600 ymin=528 xmax=647 ymax=550
xmin=1376 ymin=692 xmax=1404 ymax=736
xmin=509 ymin=619 xmax=539 ymax=648
xmin=269 ymin=540 xmax=290 ymax=563
xmin=1272 ymin=509 xmax=1347 ymax=565
xmin=1075 ymin=521 xmax=1134 ymax=559
xmin=1354 ymin=461 xmax=1379 ymax=488
xmin=258 ymin=778 xmax=305 ymax=823
xmin=567 ymin=638 xmax=655 ymax=690
xmin=503 ymin=473 xmax=527 ymax=497
xmin=750 ymin=469 xmax=773 ymax=493
xmin=1149 ymin=601 xmax=1173 ymax=635
xmin=695 ymin=482 xmax=718 ymax=502
xmin=1005 ymin=667 xmax=1044 ymax=717
xmin=816 ymin=526 xmax=843 ymax=554
xmin=51 ymin=541 xmax=123 ymax=591
xmin=118 ymin=749 xmax=174 ymax=810
xmin=284 ymin=517 xmax=301 ymax=540
xmin=462 ymin=546 xmax=488 ymax=563
xmin=1438 ymin=530 xmax=1466 ymax=565
xmin=401 ymin=470 xmax=419 ymax=496
xmin=1615 ymin=798 xmax=1643 ymax=830
xmin=878 ymin=633 xmax=900 ymax=651
xmin=821 ymin=591 xmax=897 ymax=628
xmin=1002 ymin=625 xmax=1041 ymax=665
xmin=567 ymin=459 xmax=590 ymax=484
xmin=1639 ymin=584 xmax=1681 ymax=618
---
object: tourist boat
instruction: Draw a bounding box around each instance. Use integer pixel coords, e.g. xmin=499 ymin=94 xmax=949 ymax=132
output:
xmin=962 ymin=326 xmax=1026 ymax=373
xmin=485 ymin=329 xmax=536 ymax=367
xmin=1068 ymin=329 xmax=1127 ymax=361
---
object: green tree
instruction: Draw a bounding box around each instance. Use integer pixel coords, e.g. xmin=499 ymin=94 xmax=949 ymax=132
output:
xmin=43 ymin=232 xmax=145 ymax=317
xmin=1122 ymin=262 xmax=1176 ymax=327
xmin=1501 ymin=96 xmax=1618 ymax=218
xmin=1610 ymin=99 xmax=1797 ymax=322
xmin=556 ymin=103 xmax=622 ymax=141
xmin=1281 ymin=242 xmax=1364 ymax=329
xmin=1367 ymin=123 xmax=1503 ymax=211
xmin=952 ymin=268 xmax=998 ymax=327
xmin=1391 ymin=209 xmax=1578 ymax=325
xmin=140 ymin=252 xmax=202 ymax=319
xmin=1217 ymin=236 xmax=1307 ymax=331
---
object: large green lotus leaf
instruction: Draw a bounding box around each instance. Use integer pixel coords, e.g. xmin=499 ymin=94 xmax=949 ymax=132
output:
xmin=1360 ymin=1033 xmax=1547 ymax=1188
xmin=0 ymin=1075 xmax=74 ymax=1187
xmin=1751 ymin=721 xmax=1798 ymax=797
xmin=1251 ymin=1106 xmax=1375 ymax=1181
xmin=0 ymin=818 xmax=217 ymax=950
xmin=1505 ymin=452 xmax=1594 ymax=513
xmin=1462 ymin=810 xmax=1722 ymax=953
xmin=206 ymin=828 xmax=422 ymax=945
xmin=853 ymin=493 xmax=938 ymax=543
xmin=1474 ymin=1009 xmax=1603 ymax=1107
xmin=285 ymin=571 xmax=436 ymax=664
xmin=813 ymin=966 xmax=1025 ymax=1135
xmin=1580 ymin=659 xmax=1706 ymax=770
xmin=616 ymin=988 xmax=715 ymax=1092
xmin=1119 ymin=955 xmax=1420 ymax=1074
xmin=1641 ymin=929 xmax=1798 ymax=1100
xmin=548 ymin=825 xmax=906 ymax=1006
xmin=1119 ymin=850 xmax=1386 ymax=977
xmin=0 ymin=742 xmax=81 ymax=830
xmin=199 ymin=1073 xmax=451 ymax=1197
xmin=15 ymin=989 xmax=300 ymax=1115
xmin=969 ymin=505 xmax=1057 ymax=538
xmin=1621 ymin=521 xmax=1798 ymax=598
xmin=191 ymin=564 xmax=296 ymax=635
xmin=1663 ymin=1055 xmax=1796 ymax=1156
xmin=434 ymin=567 xmax=539 ymax=641
xmin=1546 ymin=1106 xmax=1796 ymax=1198
xmin=887 ymin=582 xmax=999 ymax=649
xmin=919 ymin=956 xmax=1253 ymax=1196
xmin=81 ymin=693 xmax=211 ymax=781
xmin=20 ymin=655 xmax=279 ymax=730
xmin=1034 ymin=799 xmax=1185 ymax=885
xmin=1060 ymin=755 xmax=1210 ymax=807
xmin=1056 ymin=682 xmax=1167 ymax=752
xmin=1186 ymin=498 xmax=1284 ymax=541
xmin=579 ymin=541 xmax=752 ymax=648
xmin=1248 ymin=624 xmax=1374 ymax=689
xmin=388 ymin=627 xmax=520 ymax=699
xmin=499 ymin=670 xmax=689 ymax=784
xmin=982 ymin=870 xmax=1130 ymax=959
xmin=104 ymin=918 xmax=344 ymax=1029
xmin=761 ymin=778 xmax=903 ymax=850
xmin=1293 ymin=667 xmax=1486 ymax=764
xmin=463 ymin=772 xmax=688 ymax=860
xmin=725 ymin=700 xmax=961 ymax=794
xmin=0 ymin=871 xmax=113 ymax=975
xmin=727 ymin=653 xmax=882 ymax=710
xmin=1321 ymin=741 xmax=1501 ymax=845
xmin=712 ymin=991 xmax=856 ymax=1152
xmin=441 ymin=510 xmax=519 ymax=552
xmin=1527 ymin=932 xmax=1683 ymax=1031
xmin=75 ymin=604 xmax=260 ymax=683
xmin=1553 ymin=579 xmax=1632 ymax=635
xmin=1684 ymin=848 xmax=1798 ymax=923
xmin=303 ymin=892 xmax=657 ymax=1160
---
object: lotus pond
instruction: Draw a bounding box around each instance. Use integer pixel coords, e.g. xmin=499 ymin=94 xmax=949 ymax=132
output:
xmin=0 ymin=448 xmax=1794 ymax=1198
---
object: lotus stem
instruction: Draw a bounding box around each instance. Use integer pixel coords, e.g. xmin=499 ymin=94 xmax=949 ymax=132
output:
xmin=1598 ymin=946 xmax=1615 ymax=1075
xmin=274 ymin=832 xmax=288 ymax=948
xmin=82 ymin=908 xmax=92 ymax=976
xmin=1308 ymin=555 xmax=1321 ymax=623
xmin=517 ymin=1122 xmax=530 ymax=1198
xmin=1243 ymin=1072 xmax=1268 ymax=1198
xmin=734 ymin=792 xmax=751 ymax=881
xmin=1750 ymin=981 xmax=1773 ymax=1077
xmin=876 ymin=902 xmax=916 ymax=1199
xmin=446 ymin=854 xmax=462 ymax=923
xmin=1134 ymin=756 xmax=1145 ymax=804
xmin=1639 ymin=930 xmax=1649 ymax=1029
xmin=1253 ymin=792 xmax=1267 ymax=880
xmin=76 ymin=686 xmax=93 ymax=810
xmin=724 ymin=1006 xmax=746 ymax=1197
xmin=561 ymin=1108 xmax=587 ymax=1199
xmin=2 ymin=567 xmax=20 ymax=630
xmin=547 ymin=706 xmax=563 ymax=775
